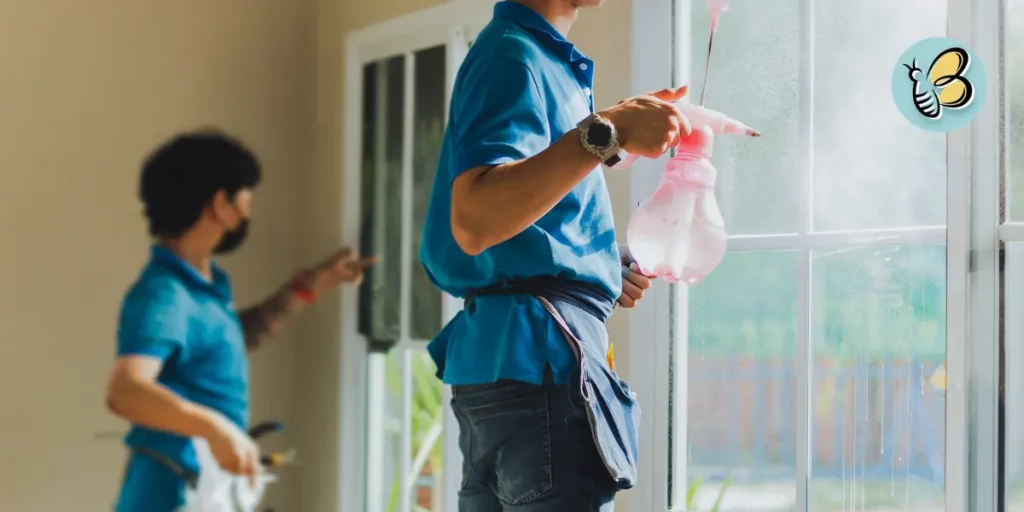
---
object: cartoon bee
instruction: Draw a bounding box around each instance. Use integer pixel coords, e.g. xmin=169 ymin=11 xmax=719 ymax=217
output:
xmin=903 ymin=47 xmax=975 ymax=120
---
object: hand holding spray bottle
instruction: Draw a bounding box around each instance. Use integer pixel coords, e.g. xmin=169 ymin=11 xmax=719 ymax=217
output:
xmin=622 ymin=0 xmax=759 ymax=284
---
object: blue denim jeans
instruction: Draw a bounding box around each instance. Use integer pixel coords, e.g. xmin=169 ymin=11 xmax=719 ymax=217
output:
xmin=452 ymin=375 xmax=618 ymax=511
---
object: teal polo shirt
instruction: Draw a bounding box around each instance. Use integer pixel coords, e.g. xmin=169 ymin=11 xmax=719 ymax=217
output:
xmin=419 ymin=1 xmax=621 ymax=386
xmin=114 ymin=246 xmax=249 ymax=512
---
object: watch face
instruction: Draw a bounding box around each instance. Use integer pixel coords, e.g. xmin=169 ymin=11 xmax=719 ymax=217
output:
xmin=587 ymin=122 xmax=613 ymax=147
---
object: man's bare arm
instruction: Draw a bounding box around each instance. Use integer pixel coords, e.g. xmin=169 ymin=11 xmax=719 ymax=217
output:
xmin=237 ymin=284 xmax=304 ymax=351
xmin=451 ymin=88 xmax=691 ymax=256
xmin=105 ymin=356 xmax=222 ymax=438
xmin=451 ymin=128 xmax=601 ymax=255
xmin=236 ymin=250 xmax=375 ymax=351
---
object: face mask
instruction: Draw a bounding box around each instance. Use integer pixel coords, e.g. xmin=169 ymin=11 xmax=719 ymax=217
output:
xmin=214 ymin=218 xmax=250 ymax=254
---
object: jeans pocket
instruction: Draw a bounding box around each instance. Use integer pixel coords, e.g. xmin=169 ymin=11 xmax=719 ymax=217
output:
xmin=460 ymin=390 xmax=554 ymax=506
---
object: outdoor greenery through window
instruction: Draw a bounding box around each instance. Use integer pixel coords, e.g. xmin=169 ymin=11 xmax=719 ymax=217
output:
xmin=684 ymin=1 xmax=947 ymax=510
xmin=358 ymin=44 xmax=448 ymax=512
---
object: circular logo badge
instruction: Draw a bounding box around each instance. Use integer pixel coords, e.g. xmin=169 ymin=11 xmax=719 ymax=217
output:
xmin=890 ymin=37 xmax=987 ymax=132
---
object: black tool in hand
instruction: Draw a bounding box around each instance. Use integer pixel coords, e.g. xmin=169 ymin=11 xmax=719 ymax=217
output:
xmin=248 ymin=420 xmax=285 ymax=440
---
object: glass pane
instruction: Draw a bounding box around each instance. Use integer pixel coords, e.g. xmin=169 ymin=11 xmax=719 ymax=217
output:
xmin=1010 ymin=0 xmax=1024 ymax=219
xmin=372 ymin=57 xmax=403 ymax=339
xmin=812 ymin=1 xmax=946 ymax=231
xmin=410 ymin=45 xmax=446 ymax=341
xmin=810 ymin=245 xmax=946 ymax=511
xmin=689 ymin=0 xmax=801 ymax=235
xmin=687 ymin=251 xmax=799 ymax=511
xmin=358 ymin=62 xmax=378 ymax=339
xmin=359 ymin=56 xmax=405 ymax=341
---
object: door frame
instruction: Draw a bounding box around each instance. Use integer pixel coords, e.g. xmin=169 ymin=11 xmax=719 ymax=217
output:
xmin=338 ymin=2 xmax=490 ymax=511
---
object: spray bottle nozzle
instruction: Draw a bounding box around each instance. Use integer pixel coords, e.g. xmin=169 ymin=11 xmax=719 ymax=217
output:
xmin=707 ymin=0 xmax=729 ymax=32
xmin=677 ymin=101 xmax=760 ymax=138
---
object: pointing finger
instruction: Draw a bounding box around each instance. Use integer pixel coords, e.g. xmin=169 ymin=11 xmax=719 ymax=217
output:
xmin=355 ymin=255 xmax=379 ymax=268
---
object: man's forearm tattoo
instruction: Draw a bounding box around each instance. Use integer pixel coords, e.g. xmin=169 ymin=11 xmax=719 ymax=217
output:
xmin=237 ymin=286 xmax=299 ymax=350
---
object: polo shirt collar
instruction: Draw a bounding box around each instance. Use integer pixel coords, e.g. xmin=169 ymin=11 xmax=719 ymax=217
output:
xmin=151 ymin=245 xmax=231 ymax=300
xmin=493 ymin=1 xmax=591 ymax=65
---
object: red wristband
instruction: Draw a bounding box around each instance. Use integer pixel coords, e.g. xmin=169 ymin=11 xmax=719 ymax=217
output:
xmin=290 ymin=275 xmax=317 ymax=303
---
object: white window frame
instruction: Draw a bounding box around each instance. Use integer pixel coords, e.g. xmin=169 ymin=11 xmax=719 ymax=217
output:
xmin=625 ymin=1 xmax=1003 ymax=511
xmin=337 ymin=2 xmax=490 ymax=511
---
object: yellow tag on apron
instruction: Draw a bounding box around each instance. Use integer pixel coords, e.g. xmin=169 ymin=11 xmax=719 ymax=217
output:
xmin=607 ymin=343 xmax=615 ymax=371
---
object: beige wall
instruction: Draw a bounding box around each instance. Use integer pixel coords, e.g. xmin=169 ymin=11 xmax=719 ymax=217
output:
xmin=0 ymin=0 xmax=632 ymax=510
xmin=0 ymin=0 xmax=315 ymax=509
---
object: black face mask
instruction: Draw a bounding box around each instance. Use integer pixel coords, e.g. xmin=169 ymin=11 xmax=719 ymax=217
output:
xmin=214 ymin=218 xmax=250 ymax=254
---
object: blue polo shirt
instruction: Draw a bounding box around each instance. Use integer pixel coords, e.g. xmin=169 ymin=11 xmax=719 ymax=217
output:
xmin=419 ymin=1 xmax=621 ymax=386
xmin=114 ymin=246 xmax=249 ymax=512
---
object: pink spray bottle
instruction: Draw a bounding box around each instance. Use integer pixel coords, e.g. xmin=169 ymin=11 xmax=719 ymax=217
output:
xmin=625 ymin=112 xmax=756 ymax=284
xmin=624 ymin=0 xmax=758 ymax=285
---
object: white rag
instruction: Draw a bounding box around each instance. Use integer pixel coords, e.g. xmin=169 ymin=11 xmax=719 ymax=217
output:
xmin=177 ymin=438 xmax=276 ymax=512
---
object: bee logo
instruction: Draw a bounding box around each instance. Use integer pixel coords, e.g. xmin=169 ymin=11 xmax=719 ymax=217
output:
xmin=903 ymin=47 xmax=974 ymax=120
xmin=892 ymin=38 xmax=986 ymax=133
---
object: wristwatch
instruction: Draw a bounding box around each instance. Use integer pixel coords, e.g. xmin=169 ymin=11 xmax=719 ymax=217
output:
xmin=577 ymin=113 xmax=623 ymax=167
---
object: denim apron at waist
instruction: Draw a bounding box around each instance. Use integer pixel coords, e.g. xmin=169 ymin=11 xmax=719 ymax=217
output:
xmin=464 ymin=276 xmax=641 ymax=489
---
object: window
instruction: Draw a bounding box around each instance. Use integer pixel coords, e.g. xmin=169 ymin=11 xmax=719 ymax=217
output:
xmin=357 ymin=47 xmax=449 ymax=512
xmin=682 ymin=1 xmax=948 ymax=510
xmin=626 ymin=0 xmax=1010 ymax=511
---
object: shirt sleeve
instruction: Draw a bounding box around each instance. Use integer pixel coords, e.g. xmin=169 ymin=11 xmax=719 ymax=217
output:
xmin=116 ymin=281 xmax=190 ymax=361
xmin=448 ymin=56 xmax=551 ymax=183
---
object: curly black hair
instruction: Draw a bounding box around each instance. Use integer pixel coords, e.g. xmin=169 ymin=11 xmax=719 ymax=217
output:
xmin=139 ymin=130 xmax=261 ymax=237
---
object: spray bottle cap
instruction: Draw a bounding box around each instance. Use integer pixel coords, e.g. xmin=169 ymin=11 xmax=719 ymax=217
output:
xmin=677 ymin=125 xmax=715 ymax=159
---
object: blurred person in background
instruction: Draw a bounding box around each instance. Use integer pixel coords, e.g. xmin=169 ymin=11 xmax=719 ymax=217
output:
xmin=104 ymin=130 xmax=375 ymax=512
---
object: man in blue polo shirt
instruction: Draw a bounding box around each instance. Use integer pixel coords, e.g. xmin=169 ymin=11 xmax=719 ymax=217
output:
xmin=105 ymin=131 xmax=374 ymax=511
xmin=420 ymin=0 xmax=692 ymax=509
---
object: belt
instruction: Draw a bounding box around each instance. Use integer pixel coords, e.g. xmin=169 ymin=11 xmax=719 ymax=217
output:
xmin=132 ymin=445 xmax=200 ymax=489
xmin=464 ymin=276 xmax=616 ymax=323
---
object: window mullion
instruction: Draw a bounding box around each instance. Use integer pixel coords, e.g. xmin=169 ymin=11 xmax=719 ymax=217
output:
xmin=795 ymin=0 xmax=815 ymax=510
xmin=942 ymin=0 xmax=983 ymax=509
xmin=668 ymin=0 xmax=691 ymax=508
xmin=795 ymin=247 xmax=813 ymax=512
xmin=626 ymin=0 xmax=678 ymax=511
xmin=399 ymin=52 xmax=415 ymax=349
xmin=965 ymin=0 xmax=1004 ymax=509
xmin=798 ymin=2 xmax=815 ymax=241
xmin=727 ymin=226 xmax=948 ymax=252
xmin=396 ymin=51 xmax=417 ymax=512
